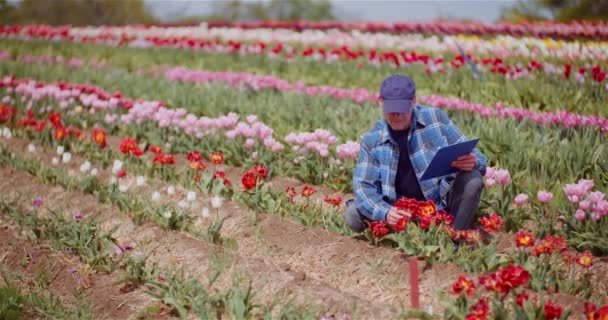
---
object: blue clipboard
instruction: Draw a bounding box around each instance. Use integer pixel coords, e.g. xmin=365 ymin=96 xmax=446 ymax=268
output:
xmin=420 ymin=138 xmax=480 ymax=181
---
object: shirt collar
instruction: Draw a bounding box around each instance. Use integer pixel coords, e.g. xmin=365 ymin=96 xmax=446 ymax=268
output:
xmin=379 ymin=105 xmax=427 ymax=144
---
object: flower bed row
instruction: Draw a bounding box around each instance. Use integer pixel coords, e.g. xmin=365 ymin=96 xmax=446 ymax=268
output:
xmin=3 ymin=38 xmax=607 ymax=119
xmin=197 ymin=20 xmax=608 ymax=41
xmin=2 ymin=56 xmax=607 ymax=197
xmin=2 ymin=50 xmax=607 ymax=134
xmin=3 ymin=25 xmax=608 ymax=84
xmin=66 ymin=24 xmax=608 ymax=61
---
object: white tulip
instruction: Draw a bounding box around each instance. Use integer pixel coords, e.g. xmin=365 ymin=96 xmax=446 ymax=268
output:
xmin=62 ymin=152 xmax=72 ymax=164
xmin=112 ymin=160 xmax=123 ymax=174
xmin=27 ymin=144 xmax=36 ymax=153
xmin=186 ymin=191 xmax=196 ymax=202
xmin=136 ymin=176 xmax=145 ymax=186
xmin=90 ymin=168 xmax=98 ymax=176
xmin=56 ymin=146 xmax=64 ymax=155
xmin=2 ymin=127 xmax=11 ymax=139
xmin=51 ymin=157 xmax=60 ymax=166
xmin=167 ymin=185 xmax=175 ymax=195
xmin=211 ymin=196 xmax=223 ymax=209
xmin=151 ymin=191 xmax=161 ymax=202
xmin=79 ymin=161 xmax=91 ymax=173
xmin=177 ymin=200 xmax=188 ymax=209
xmin=119 ymin=184 xmax=129 ymax=192
xmin=110 ymin=176 xmax=117 ymax=185
xmin=163 ymin=211 xmax=172 ymax=219
xmin=201 ymin=207 xmax=210 ymax=218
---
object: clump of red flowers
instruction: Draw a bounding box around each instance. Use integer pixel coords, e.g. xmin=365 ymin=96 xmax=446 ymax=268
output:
xmin=285 ymin=186 xmax=297 ymax=201
xmin=92 ymin=128 xmax=107 ymax=148
xmin=152 ymin=153 xmax=175 ymax=166
xmin=0 ymin=105 xmax=17 ymax=122
xmin=252 ymin=164 xmax=269 ymax=179
xmin=466 ymin=297 xmax=491 ymax=320
xmin=585 ymin=302 xmax=608 ymax=320
xmin=532 ymin=235 xmax=567 ymax=256
xmin=241 ymin=164 xmax=269 ymax=190
xmin=450 ymin=275 xmax=476 ymax=297
xmin=212 ymin=171 xmax=232 ymax=186
xmin=119 ymin=137 xmax=143 ymax=157
xmin=187 ymin=151 xmax=207 ymax=171
xmin=515 ymin=230 xmax=535 ymax=248
xmin=323 ymin=196 xmax=342 ymax=208
xmin=479 ymin=213 xmax=503 ymax=233
xmin=241 ymin=171 xmax=258 ymax=190
xmin=367 ymin=197 xmax=457 ymax=238
xmin=370 ymin=221 xmax=390 ymax=238
xmin=210 ymin=151 xmax=224 ymax=165
xmin=479 ymin=265 xmax=530 ymax=294
xmin=301 ymin=186 xmax=316 ymax=197
xmin=148 ymin=145 xmax=162 ymax=154
xmin=575 ymin=251 xmax=593 ymax=268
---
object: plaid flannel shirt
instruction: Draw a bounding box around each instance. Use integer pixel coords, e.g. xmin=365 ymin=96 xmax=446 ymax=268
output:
xmin=353 ymin=105 xmax=487 ymax=221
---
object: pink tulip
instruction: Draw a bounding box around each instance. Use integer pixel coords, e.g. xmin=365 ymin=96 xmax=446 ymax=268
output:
xmin=246 ymin=115 xmax=258 ymax=124
xmin=537 ymin=191 xmax=554 ymax=203
xmin=494 ymin=169 xmax=511 ymax=186
xmin=594 ymin=200 xmax=608 ymax=217
xmin=579 ymin=200 xmax=591 ymax=211
xmin=244 ymin=138 xmax=255 ymax=149
xmin=336 ymin=141 xmax=360 ymax=160
xmin=484 ymin=167 xmax=496 ymax=179
xmin=563 ymin=183 xmax=587 ymax=203
xmin=513 ymin=193 xmax=529 ymax=206
xmin=575 ymin=209 xmax=586 ymax=221
xmin=485 ymin=178 xmax=497 ymax=187
xmin=577 ymin=179 xmax=594 ymax=193
xmin=587 ymin=191 xmax=605 ymax=204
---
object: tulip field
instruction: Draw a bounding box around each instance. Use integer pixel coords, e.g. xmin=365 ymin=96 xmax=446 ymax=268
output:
xmin=0 ymin=22 xmax=607 ymax=319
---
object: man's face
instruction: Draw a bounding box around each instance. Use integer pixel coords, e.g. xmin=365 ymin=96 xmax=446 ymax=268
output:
xmin=381 ymin=99 xmax=414 ymax=131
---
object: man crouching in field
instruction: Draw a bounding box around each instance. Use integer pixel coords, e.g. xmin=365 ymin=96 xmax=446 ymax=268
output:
xmin=344 ymin=74 xmax=487 ymax=233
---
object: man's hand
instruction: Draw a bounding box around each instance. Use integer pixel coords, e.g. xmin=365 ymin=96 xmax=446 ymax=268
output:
xmin=451 ymin=153 xmax=477 ymax=172
xmin=386 ymin=207 xmax=411 ymax=226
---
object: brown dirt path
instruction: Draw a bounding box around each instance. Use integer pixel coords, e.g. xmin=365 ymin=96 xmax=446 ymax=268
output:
xmin=0 ymin=209 xmax=152 ymax=320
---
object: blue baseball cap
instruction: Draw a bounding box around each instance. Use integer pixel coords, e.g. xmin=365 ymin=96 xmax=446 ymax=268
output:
xmin=380 ymin=74 xmax=416 ymax=114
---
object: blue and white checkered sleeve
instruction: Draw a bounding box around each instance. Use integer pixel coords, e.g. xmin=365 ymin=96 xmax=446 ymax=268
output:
xmin=353 ymin=141 xmax=392 ymax=222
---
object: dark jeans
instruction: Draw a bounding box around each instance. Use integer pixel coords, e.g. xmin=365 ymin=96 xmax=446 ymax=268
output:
xmin=344 ymin=170 xmax=484 ymax=232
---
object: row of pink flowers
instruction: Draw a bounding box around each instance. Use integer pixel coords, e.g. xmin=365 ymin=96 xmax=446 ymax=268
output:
xmin=485 ymin=166 xmax=607 ymax=222
xmin=285 ymin=129 xmax=337 ymax=157
xmin=0 ymin=75 xmax=357 ymax=160
xmin=2 ymin=51 xmax=607 ymax=133
xmin=163 ymin=67 xmax=608 ymax=134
